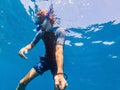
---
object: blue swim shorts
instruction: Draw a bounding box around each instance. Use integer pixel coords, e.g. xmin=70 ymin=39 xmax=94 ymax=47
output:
xmin=33 ymin=57 xmax=57 ymax=76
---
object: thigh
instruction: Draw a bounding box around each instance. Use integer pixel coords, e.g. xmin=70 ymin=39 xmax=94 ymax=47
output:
xmin=33 ymin=57 xmax=50 ymax=74
xmin=21 ymin=68 xmax=39 ymax=84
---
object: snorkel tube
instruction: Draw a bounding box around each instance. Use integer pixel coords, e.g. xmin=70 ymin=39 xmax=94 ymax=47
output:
xmin=36 ymin=3 xmax=53 ymax=32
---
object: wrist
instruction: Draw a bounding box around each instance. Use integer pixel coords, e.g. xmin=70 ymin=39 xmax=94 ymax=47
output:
xmin=24 ymin=47 xmax=29 ymax=50
xmin=55 ymin=73 xmax=68 ymax=80
xmin=57 ymin=69 xmax=63 ymax=73
xmin=56 ymin=73 xmax=64 ymax=76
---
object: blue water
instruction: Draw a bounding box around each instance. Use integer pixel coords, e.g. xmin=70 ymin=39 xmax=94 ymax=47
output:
xmin=0 ymin=0 xmax=120 ymax=90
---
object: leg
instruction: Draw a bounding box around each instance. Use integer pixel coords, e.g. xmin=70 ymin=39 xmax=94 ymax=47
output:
xmin=16 ymin=68 xmax=39 ymax=90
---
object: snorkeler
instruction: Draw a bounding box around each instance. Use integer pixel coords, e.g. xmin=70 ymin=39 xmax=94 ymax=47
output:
xmin=16 ymin=7 xmax=68 ymax=90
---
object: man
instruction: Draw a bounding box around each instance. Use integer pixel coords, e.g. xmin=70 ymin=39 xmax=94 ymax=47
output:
xmin=16 ymin=9 xmax=68 ymax=90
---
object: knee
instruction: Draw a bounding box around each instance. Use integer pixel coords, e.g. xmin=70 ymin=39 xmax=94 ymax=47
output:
xmin=19 ymin=79 xmax=27 ymax=86
xmin=16 ymin=79 xmax=27 ymax=90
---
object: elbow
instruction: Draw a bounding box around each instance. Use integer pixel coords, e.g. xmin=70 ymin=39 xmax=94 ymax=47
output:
xmin=55 ymin=45 xmax=64 ymax=59
xmin=55 ymin=49 xmax=63 ymax=60
xmin=30 ymin=42 xmax=35 ymax=48
xmin=55 ymin=51 xmax=62 ymax=58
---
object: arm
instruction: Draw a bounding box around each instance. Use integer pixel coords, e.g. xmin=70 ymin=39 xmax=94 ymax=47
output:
xmin=54 ymin=28 xmax=68 ymax=90
xmin=18 ymin=42 xmax=34 ymax=59
xmin=19 ymin=30 xmax=43 ymax=59
xmin=55 ymin=28 xmax=65 ymax=73
xmin=55 ymin=45 xmax=64 ymax=74
xmin=54 ymin=45 xmax=68 ymax=90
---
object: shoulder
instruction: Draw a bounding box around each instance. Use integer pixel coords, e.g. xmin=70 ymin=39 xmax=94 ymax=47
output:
xmin=54 ymin=27 xmax=66 ymax=36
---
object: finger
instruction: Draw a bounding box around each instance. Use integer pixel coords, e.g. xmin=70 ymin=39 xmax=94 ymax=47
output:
xmin=59 ymin=82 xmax=65 ymax=90
xmin=55 ymin=80 xmax=59 ymax=88
xmin=60 ymin=81 xmax=68 ymax=90
xmin=65 ymin=81 xmax=68 ymax=87
xmin=54 ymin=77 xmax=59 ymax=88
xmin=18 ymin=52 xmax=28 ymax=59
xmin=54 ymin=85 xmax=60 ymax=90
xmin=21 ymin=54 xmax=28 ymax=59
xmin=24 ymin=49 xmax=28 ymax=54
xmin=64 ymin=82 xmax=68 ymax=89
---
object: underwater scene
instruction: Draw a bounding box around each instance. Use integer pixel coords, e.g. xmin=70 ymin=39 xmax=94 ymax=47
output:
xmin=0 ymin=0 xmax=120 ymax=90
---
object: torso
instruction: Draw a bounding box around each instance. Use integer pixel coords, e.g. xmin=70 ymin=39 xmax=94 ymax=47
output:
xmin=32 ymin=27 xmax=65 ymax=59
xmin=42 ymin=31 xmax=57 ymax=58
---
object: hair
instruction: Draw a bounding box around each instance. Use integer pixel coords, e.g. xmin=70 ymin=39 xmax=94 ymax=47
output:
xmin=36 ymin=9 xmax=55 ymax=26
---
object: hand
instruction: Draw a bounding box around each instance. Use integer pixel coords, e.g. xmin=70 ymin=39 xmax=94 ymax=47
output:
xmin=54 ymin=74 xmax=68 ymax=90
xmin=18 ymin=47 xmax=28 ymax=59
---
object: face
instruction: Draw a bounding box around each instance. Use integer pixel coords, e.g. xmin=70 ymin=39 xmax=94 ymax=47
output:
xmin=35 ymin=9 xmax=55 ymax=26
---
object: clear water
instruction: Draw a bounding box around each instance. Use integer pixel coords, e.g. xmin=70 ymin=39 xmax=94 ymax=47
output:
xmin=0 ymin=0 xmax=120 ymax=90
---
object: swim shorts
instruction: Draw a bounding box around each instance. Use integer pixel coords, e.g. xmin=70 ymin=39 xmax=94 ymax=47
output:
xmin=33 ymin=56 xmax=57 ymax=76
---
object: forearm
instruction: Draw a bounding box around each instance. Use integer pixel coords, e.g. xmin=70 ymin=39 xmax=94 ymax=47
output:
xmin=56 ymin=54 xmax=63 ymax=73
xmin=55 ymin=45 xmax=68 ymax=89
xmin=55 ymin=45 xmax=64 ymax=73
xmin=24 ymin=42 xmax=34 ymax=51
